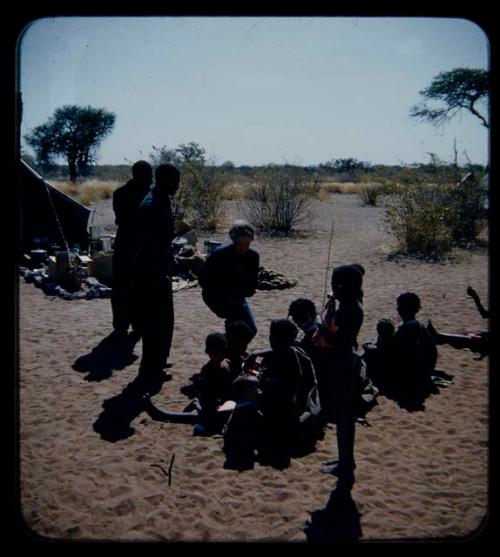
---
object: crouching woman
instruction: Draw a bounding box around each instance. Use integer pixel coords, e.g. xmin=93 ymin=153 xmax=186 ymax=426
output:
xmin=198 ymin=220 xmax=259 ymax=338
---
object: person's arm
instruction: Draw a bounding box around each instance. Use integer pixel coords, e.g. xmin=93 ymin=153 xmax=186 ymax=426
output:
xmin=198 ymin=249 xmax=219 ymax=290
xmin=247 ymin=251 xmax=260 ymax=297
xmin=242 ymin=349 xmax=272 ymax=374
xmin=467 ymin=287 xmax=489 ymax=319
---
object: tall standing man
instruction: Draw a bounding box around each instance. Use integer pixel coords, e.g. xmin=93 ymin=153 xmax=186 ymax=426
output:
xmin=111 ymin=160 xmax=153 ymax=339
xmin=132 ymin=164 xmax=180 ymax=390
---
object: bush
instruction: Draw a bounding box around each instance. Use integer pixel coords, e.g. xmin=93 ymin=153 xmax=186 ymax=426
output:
xmin=384 ymin=176 xmax=487 ymax=258
xmin=181 ymin=163 xmax=228 ymax=230
xmin=445 ymin=175 xmax=487 ymax=246
xmin=224 ymin=182 xmax=246 ymax=201
xmin=242 ymin=166 xmax=311 ymax=235
xmin=358 ymin=183 xmax=381 ymax=206
xmin=384 ymin=183 xmax=455 ymax=259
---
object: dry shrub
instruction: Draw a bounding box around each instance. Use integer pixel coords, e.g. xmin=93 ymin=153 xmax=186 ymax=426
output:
xmin=358 ymin=183 xmax=382 ymax=206
xmin=445 ymin=176 xmax=487 ymax=246
xmin=242 ymin=166 xmax=311 ymax=236
xmin=78 ymin=185 xmax=112 ymax=205
xmin=303 ymin=180 xmax=322 ymax=199
xmin=385 ymin=175 xmax=487 ymax=259
xmin=53 ymin=181 xmax=80 ymax=198
xmin=384 ymin=183 xmax=460 ymax=259
xmin=224 ymin=182 xmax=246 ymax=201
xmin=181 ymin=163 xmax=228 ymax=230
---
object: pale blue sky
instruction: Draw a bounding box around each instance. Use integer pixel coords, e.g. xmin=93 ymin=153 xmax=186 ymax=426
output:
xmin=19 ymin=17 xmax=489 ymax=166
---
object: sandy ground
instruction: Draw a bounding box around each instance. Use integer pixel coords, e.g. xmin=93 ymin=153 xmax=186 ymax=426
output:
xmin=18 ymin=194 xmax=489 ymax=541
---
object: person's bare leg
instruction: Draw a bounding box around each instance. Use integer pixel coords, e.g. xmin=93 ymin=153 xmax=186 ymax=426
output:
xmin=427 ymin=320 xmax=477 ymax=350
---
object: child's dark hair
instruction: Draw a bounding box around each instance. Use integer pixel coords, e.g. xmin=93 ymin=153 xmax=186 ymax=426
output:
xmin=288 ymin=298 xmax=317 ymax=321
xmin=397 ymin=292 xmax=421 ymax=316
xmin=225 ymin=320 xmax=255 ymax=345
xmin=205 ymin=332 xmax=228 ymax=354
xmin=331 ymin=264 xmax=364 ymax=301
xmin=270 ymin=319 xmax=298 ymax=348
xmin=232 ymin=374 xmax=260 ymax=401
xmin=377 ymin=318 xmax=395 ymax=339
xmin=351 ymin=263 xmax=365 ymax=277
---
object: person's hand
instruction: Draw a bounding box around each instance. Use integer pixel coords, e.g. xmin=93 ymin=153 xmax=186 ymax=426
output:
xmin=467 ymin=286 xmax=478 ymax=299
xmin=242 ymin=353 xmax=256 ymax=373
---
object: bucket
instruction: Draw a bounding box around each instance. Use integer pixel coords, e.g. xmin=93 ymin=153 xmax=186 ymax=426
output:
xmin=204 ymin=240 xmax=222 ymax=255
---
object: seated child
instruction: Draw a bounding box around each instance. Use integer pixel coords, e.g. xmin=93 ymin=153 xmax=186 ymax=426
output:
xmin=144 ymin=332 xmax=234 ymax=435
xmin=223 ymin=374 xmax=262 ymax=458
xmin=250 ymin=319 xmax=321 ymax=458
xmin=391 ymin=292 xmax=438 ymax=391
xmin=362 ymin=318 xmax=395 ymax=387
xmin=288 ymin=298 xmax=330 ymax=418
xmin=290 ymin=296 xmax=378 ymax=424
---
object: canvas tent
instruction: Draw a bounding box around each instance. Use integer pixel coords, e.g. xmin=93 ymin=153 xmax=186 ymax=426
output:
xmin=19 ymin=160 xmax=91 ymax=256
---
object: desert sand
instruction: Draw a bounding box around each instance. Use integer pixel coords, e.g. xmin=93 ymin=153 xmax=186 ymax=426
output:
xmin=19 ymin=194 xmax=488 ymax=541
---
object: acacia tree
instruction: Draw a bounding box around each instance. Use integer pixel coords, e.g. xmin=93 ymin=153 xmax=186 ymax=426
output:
xmin=410 ymin=68 xmax=489 ymax=128
xmin=25 ymin=105 xmax=116 ymax=181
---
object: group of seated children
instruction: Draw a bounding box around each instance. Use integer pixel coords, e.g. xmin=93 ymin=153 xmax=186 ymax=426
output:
xmin=144 ymin=263 xmax=485 ymax=479
xmin=362 ymin=286 xmax=488 ymax=399
xmin=145 ymin=318 xmax=322 ymax=465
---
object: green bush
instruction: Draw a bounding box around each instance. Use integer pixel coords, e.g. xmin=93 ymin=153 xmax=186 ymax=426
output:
xmin=242 ymin=166 xmax=311 ymax=235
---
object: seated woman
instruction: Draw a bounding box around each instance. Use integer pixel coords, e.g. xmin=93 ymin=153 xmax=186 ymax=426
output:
xmin=427 ymin=287 xmax=489 ymax=360
xmin=144 ymin=332 xmax=235 ymax=435
xmin=198 ymin=220 xmax=259 ymax=338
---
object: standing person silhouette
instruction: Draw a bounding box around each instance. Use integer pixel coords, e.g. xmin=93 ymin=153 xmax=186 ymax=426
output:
xmin=111 ymin=160 xmax=153 ymax=339
xmin=132 ymin=164 xmax=180 ymax=392
xmin=314 ymin=264 xmax=364 ymax=491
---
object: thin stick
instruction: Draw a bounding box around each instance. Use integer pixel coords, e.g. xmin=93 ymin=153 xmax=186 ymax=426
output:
xmin=168 ymin=453 xmax=176 ymax=487
xmin=322 ymin=213 xmax=335 ymax=308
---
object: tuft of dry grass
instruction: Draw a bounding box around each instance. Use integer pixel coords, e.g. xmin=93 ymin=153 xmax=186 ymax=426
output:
xmin=52 ymin=180 xmax=120 ymax=205
xmin=321 ymin=181 xmax=364 ymax=194
xmin=358 ymin=183 xmax=382 ymax=206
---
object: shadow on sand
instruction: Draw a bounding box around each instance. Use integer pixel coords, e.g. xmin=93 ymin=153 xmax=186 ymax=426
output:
xmin=93 ymin=374 xmax=169 ymax=442
xmin=304 ymin=485 xmax=363 ymax=541
xmin=376 ymin=368 xmax=454 ymax=412
xmin=72 ymin=332 xmax=140 ymax=382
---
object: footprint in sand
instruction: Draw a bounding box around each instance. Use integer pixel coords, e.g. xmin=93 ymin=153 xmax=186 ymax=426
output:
xmin=112 ymin=498 xmax=136 ymax=516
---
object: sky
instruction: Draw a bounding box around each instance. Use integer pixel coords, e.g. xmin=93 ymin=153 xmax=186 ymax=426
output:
xmin=19 ymin=17 xmax=489 ymax=167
